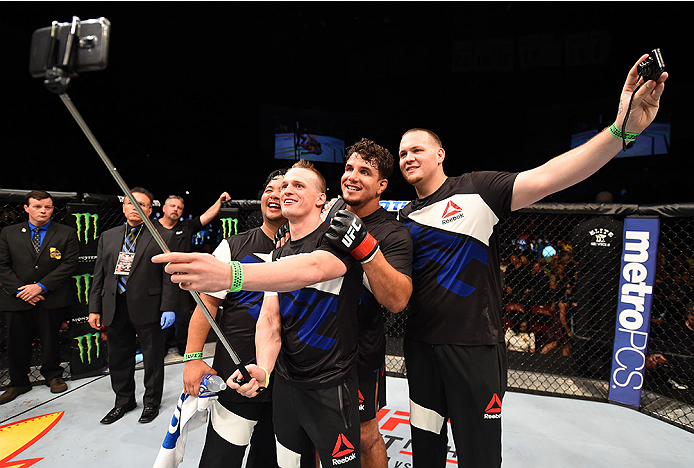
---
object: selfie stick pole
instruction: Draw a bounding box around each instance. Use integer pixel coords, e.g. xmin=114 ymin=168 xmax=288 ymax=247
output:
xmin=54 ymin=93 xmax=253 ymax=384
xmin=37 ymin=16 xmax=253 ymax=386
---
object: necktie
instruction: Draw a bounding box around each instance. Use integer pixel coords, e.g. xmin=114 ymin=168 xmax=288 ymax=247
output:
xmin=32 ymin=228 xmax=42 ymax=253
xmin=117 ymin=227 xmax=138 ymax=293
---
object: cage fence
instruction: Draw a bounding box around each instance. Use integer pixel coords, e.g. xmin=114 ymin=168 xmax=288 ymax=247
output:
xmin=2 ymin=190 xmax=693 ymax=433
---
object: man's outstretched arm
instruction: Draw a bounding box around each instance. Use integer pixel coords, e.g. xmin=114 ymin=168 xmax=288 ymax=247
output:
xmin=511 ymin=54 xmax=668 ymax=211
xmin=152 ymin=249 xmax=347 ymax=294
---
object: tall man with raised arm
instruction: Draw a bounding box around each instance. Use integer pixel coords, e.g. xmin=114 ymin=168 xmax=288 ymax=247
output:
xmin=0 ymin=190 xmax=79 ymax=404
xmin=89 ymin=188 xmax=178 ymax=425
xmin=396 ymin=55 xmax=667 ymax=467
xmin=181 ymin=170 xmax=287 ymax=468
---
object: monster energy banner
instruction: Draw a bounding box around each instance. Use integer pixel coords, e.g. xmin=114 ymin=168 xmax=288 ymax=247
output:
xmin=67 ymin=203 xmax=100 ymax=259
xmin=66 ymin=203 xmax=106 ymax=377
xmin=219 ymin=207 xmax=239 ymax=238
xmin=70 ymin=315 xmax=105 ymax=377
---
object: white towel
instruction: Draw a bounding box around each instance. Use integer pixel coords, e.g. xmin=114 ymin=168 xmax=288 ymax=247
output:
xmin=152 ymin=380 xmax=219 ymax=468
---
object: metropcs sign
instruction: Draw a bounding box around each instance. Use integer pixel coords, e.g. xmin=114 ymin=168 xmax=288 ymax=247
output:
xmin=608 ymin=218 xmax=660 ymax=407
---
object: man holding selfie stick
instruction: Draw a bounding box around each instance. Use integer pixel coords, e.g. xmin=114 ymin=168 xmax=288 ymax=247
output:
xmin=155 ymin=158 xmax=400 ymax=466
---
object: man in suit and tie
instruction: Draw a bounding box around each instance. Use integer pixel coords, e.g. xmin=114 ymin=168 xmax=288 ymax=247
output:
xmin=88 ymin=187 xmax=178 ymax=424
xmin=0 ymin=190 xmax=79 ymax=404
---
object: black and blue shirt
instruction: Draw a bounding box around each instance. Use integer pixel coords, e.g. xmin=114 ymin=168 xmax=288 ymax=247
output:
xmin=398 ymin=171 xmax=517 ymax=346
xmin=209 ymin=226 xmax=275 ymax=403
xmin=271 ymin=223 xmax=362 ymax=389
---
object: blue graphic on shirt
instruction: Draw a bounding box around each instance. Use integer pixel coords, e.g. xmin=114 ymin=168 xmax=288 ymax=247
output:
xmin=280 ymin=290 xmax=338 ymax=350
xmin=407 ymin=222 xmax=488 ymax=297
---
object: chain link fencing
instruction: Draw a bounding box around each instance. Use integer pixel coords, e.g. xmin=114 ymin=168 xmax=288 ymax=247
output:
xmin=497 ymin=203 xmax=694 ymax=433
xmin=2 ymin=190 xmax=693 ymax=433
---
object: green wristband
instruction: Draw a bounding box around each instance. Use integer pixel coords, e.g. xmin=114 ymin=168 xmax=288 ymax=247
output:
xmin=258 ymin=366 xmax=270 ymax=388
xmin=229 ymin=261 xmax=244 ymax=293
xmin=183 ymin=352 xmax=203 ymax=362
xmin=609 ymin=123 xmax=640 ymax=142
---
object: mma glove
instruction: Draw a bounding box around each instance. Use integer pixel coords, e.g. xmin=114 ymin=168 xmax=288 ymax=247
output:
xmin=324 ymin=210 xmax=379 ymax=264
xmin=274 ymin=221 xmax=290 ymax=246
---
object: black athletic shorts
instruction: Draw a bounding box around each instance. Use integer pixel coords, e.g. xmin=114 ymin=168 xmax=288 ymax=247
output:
xmin=272 ymin=369 xmax=361 ymax=467
xmin=357 ymin=362 xmax=386 ymax=422
xmin=404 ymin=339 xmax=507 ymax=468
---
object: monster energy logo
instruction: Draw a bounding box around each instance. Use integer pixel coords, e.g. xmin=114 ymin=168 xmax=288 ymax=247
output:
xmin=73 ymin=213 xmax=99 ymax=243
xmin=72 ymin=274 xmax=92 ymax=304
xmin=74 ymin=333 xmax=101 ymax=364
xmin=220 ymin=218 xmax=238 ymax=238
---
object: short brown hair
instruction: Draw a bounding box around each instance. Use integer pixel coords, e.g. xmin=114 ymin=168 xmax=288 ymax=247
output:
xmin=345 ymin=138 xmax=394 ymax=180
xmin=291 ymin=159 xmax=326 ymax=193
xmin=24 ymin=190 xmax=52 ymax=206
xmin=402 ymin=128 xmax=443 ymax=148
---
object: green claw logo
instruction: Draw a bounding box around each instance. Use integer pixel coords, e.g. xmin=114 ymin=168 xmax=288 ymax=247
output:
xmin=72 ymin=274 xmax=92 ymax=304
xmin=74 ymin=333 xmax=101 ymax=364
xmin=72 ymin=213 xmax=99 ymax=244
xmin=220 ymin=218 xmax=238 ymax=238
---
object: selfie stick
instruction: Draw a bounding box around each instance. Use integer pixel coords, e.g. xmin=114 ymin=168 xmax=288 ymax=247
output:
xmin=39 ymin=17 xmax=254 ymax=385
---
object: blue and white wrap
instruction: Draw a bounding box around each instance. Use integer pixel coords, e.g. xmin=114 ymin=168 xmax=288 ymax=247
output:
xmin=152 ymin=374 xmax=221 ymax=468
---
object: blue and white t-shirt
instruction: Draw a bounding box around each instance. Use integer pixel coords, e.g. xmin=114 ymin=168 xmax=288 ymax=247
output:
xmin=271 ymin=223 xmax=363 ymax=389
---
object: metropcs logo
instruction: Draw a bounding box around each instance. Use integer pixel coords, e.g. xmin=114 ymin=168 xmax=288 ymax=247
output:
xmin=483 ymin=393 xmax=502 ymax=419
xmin=332 ymin=433 xmax=356 ymax=465
xmin=609 ymin=218 xmax=659 ymax=407
xmin=441 ymin=200 xmax=464 ymax=225
xmin=72 ymin=213 xmax=99 ymax=244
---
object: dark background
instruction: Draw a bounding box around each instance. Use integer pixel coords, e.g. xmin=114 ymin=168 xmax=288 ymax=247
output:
xmin=2 ymin=2 xmax=691 ymax=215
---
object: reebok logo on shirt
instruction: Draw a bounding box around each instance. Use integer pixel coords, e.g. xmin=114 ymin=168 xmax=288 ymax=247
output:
xmin=441 ymin=200 xmax=464 ymax=225
xmin=484 ymin=393 xmax=502 ymax=419
xmin=332 ymin=433 xmax=356 ymax=464
xmin=358 ymin=390 xmax=365 ymax=412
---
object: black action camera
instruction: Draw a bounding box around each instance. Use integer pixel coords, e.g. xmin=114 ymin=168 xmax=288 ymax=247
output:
xmin=637 ymin=48 xmax=665 ymax=82
xmin=29 ymin=17 xmax=110 ymax=78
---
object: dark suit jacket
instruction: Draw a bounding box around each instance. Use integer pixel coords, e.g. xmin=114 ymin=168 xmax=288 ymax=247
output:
xmin=0 ymin=221 xmax=79 ymax=311
xmin=89 ymin=222 xmax=178 ymax=326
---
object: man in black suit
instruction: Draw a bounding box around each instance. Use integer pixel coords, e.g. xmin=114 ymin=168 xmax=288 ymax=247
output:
xmin=0 ymin=190 xmax=79 ymax=404
xmin=88 ymin=187 xmax=178 ymax=424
